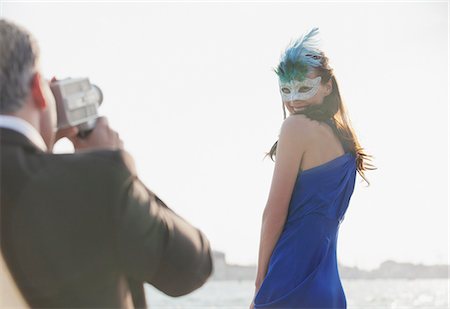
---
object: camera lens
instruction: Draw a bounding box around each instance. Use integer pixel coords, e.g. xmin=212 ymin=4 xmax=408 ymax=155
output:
xmin=91 ymin=84 xmax=103 ymax=106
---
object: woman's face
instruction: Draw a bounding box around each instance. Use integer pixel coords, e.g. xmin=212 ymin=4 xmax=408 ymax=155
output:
xmin=280 ymin=69 xmax=332 ymax=115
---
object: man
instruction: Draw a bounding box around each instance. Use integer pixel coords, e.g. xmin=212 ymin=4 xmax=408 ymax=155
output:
xmin=0 ymin=19 xmax=213 ymax=308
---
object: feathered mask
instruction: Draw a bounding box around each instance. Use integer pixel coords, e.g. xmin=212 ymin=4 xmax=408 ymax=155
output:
xmin=275 ymin=27 xmax=323 ymax=83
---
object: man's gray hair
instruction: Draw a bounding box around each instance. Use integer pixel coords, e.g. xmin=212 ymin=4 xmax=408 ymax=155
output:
xmin=0 ymin=19 xmax=39 ymax=114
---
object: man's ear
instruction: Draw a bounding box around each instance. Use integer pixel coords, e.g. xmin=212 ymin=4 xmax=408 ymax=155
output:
xmin=30 ymin=73 xmax=47 ymax=109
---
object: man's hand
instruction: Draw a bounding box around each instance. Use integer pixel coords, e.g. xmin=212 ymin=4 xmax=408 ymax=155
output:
xmin=68 ymin=117 xmax=124 ymax=151
xmin=55 ymin=126 xmax=79 ymax=143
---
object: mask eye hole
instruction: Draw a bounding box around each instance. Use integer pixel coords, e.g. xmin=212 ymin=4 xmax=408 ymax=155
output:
xmin=299 ymin=87 xmax=312 ymax=93
xmin=281 ymin=88 xmax=291 ymax=94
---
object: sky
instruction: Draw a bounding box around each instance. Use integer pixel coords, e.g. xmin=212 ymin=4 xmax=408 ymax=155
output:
xmin=1 ymin=1 xmax=448 ymax=271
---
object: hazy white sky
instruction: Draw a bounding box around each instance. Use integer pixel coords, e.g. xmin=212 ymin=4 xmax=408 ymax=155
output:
xmin=1 ymin=1 xmax=448 ymax=270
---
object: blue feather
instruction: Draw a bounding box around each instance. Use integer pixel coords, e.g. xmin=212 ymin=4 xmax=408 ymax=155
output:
xmin=275 ymin=27 xmax=323 ymax=82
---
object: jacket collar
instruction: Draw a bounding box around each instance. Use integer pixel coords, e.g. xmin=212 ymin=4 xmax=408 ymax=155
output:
xmin=0 ymin=115 xmax=47 ymax=152
xmin=0 ymin=115 xmax=47 ymax=151
xmin=0 ymin=128 xmax=46 ymax=153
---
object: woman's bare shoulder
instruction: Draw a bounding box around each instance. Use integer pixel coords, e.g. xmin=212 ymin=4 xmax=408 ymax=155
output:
xmin=280 ymin=114 xmax=315 ymax=136
xmin=277 ymin=114 xmax=317 ymax=149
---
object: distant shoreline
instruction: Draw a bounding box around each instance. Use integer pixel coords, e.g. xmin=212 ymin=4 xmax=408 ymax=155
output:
xmin=212 ymin=251 xmax=450 ymax=280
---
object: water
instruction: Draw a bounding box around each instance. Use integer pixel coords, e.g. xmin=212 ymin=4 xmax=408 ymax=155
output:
xmin=145 ymin=279 xmax=449 ymax=308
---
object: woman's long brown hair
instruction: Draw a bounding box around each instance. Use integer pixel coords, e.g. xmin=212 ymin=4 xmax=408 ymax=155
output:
xmin=268 ymin=53 xmax=376 ymax=185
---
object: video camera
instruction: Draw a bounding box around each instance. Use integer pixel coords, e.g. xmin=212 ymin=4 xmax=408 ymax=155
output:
xmin=50 ymin=78 xmax=103 ymax=138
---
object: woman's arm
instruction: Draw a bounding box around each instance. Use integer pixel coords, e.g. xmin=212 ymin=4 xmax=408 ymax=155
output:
xmin=254 ymin=115 xmax=312 ymax=293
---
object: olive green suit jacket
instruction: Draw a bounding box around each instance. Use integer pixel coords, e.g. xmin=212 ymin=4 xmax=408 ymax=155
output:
xmin=0 ymin=128 xmax=212 ymax=308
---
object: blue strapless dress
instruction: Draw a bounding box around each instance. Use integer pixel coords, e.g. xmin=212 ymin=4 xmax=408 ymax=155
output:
xmin=254 ymin=151 xmax=357 ymax=309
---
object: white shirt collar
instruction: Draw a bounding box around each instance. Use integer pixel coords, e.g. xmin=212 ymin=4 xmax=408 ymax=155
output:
xmin=0 ymin=115 xmax=48 ymax=152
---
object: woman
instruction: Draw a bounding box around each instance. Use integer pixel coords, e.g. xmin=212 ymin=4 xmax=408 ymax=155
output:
xmin=251 ymin=28 xmax=375 ymax=308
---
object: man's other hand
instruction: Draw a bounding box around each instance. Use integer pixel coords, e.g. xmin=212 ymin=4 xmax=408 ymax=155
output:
xmin=69 ymin=117 xmax=124 ymax=151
